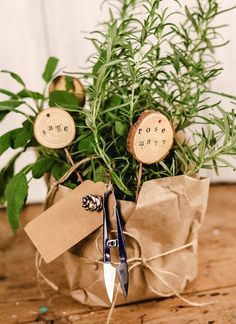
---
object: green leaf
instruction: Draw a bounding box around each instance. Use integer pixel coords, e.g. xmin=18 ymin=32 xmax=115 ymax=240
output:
xmin=49 ymin=90 xmax=78 ymax=108
xmin=6 ymin=172 xmax=28 ymax=232
xmin=51 ymin=162 xmax=71 ymax=180
xmin=78 ymin=135 xmax=96 ymax=154
xmin=42 ymin=57 xmax=59 ymax=82
xmin=93 ymin=165 xmax=109 ymax=182
xmin=169 ymin=43 xmax=189 ymax=67
xmin=65 ymin=76 xmax=74 ymax=91
xmin=0 ymin=130 xmax=15 ymax=155
xmin=185 ymin=6 xmax=199 ymax=32
xmin=212 ymin=159 xmax=219 ymax=176
xmin=63 ymin=181 xmax=77 ymax=189
xmin=0 ymin=88 xmax=16 ymax=97
xmin=104 ymin=94 xmax=122 ymax=112
xmin=0 ymin=152 xmax=21 ymax=204
xmin=32 ymin=157 xmax=55 ymax=179
xmin=140 ymin=25 xmax=147 ymax=45
xmin=16 ymin=89 xmax=45 ymax=100
xmin=216 ymin=157 xmax=236 ymax=170
xmin=0 ymin=88 xmax=44 ymax=101
xmin=82 ymin=164 xmax=93 ymax=177
xmin=0 ymin=99 xmax=24 ymax=110
xmin=1 ymin=70 xmax=25 ymax=86
xmin=115 ymin=121 xmax=129 ymax=136
xmin=26 ymin=137 xmax=39 ymax=148
xmin=12 ymin=120 xmax=33 ymax=148
xmin=0 ymin=111 xmax=7 ymax=121
xmin=92 ymin=50 xmax=106 ymax=76
xmin=110 ymin=170 xmax=133 ymax=196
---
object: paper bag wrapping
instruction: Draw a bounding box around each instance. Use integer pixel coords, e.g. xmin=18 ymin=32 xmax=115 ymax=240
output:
xmin=55 ymin=175 xmax=209 ymax=307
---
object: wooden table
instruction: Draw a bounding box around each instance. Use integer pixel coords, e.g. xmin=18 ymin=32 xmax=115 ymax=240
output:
xmin=0 ymin=185 xmax=236 ymax=324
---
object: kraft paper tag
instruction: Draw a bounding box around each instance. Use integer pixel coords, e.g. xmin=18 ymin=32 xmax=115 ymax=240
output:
xmin=25 ymin=180 xmax=106 ymax=263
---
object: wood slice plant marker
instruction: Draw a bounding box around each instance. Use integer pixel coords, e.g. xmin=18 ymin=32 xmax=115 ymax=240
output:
xmin=34 ymin=108 xmax=76 ymax=149
xmin=127 ymin=110 xmax=174 ymax=200
xmin=34 ymin=107 xmax=83 ymax=182
xmin=49 ymin=75 xmax=86 ymax=107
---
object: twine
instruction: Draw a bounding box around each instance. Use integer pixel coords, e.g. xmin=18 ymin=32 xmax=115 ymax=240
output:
xmin=36 ymin=230 xmax=215 ymax=324
xmin=43 ymin=157 xmax=91 ymax=210
xmin=37 ymin=157 xmax=93 ymax=293
xmin=35 ymin=160 xmax=215 ymax=324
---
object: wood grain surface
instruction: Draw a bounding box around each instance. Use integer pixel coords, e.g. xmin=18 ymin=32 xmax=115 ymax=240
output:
xmin=0 ymin=184 xmax=236 ymax=324
xmin=34 ymin=108 xmax=76 ymax=149
xmin=127 ymin=111 xmax=174 ymax=164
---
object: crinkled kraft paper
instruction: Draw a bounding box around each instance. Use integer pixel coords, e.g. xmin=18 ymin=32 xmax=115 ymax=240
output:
xmin=54 ymin=175 xmax=209 ymax=307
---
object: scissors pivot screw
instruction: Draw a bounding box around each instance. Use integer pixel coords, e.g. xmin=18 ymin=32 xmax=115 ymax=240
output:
xmin=107 ymin=239 xmax=119 ymax=248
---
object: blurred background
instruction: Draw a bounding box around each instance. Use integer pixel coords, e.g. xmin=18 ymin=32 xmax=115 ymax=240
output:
xmin=0 ymin=0 xmax=236 ymax=203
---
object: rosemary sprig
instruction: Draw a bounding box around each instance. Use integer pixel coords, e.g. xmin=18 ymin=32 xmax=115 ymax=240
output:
xmin=1 ymin=0 xmax=236 ymax=231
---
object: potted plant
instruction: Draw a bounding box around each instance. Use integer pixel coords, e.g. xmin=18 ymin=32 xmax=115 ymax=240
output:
xmin=1 ymin=0 xmax=236 ymax=308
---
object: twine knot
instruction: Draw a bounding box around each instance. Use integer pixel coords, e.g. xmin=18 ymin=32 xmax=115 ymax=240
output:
xmin=51 ymin=180 xmax=58 ymax=188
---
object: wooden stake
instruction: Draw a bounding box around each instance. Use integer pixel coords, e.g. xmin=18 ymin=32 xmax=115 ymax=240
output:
xmin=64 ymin=148 xmax=83 ymax=183
xmin=135 ymin=162 xmax=143 ymax=202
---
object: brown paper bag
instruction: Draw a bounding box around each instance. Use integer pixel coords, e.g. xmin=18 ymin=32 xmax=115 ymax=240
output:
xmin=55 ymin=175 xmax=209 ymax=307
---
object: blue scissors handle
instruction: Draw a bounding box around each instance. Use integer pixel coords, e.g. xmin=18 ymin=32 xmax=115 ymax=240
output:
xmin=102 ymin=187 xmax=129 ymax=299
xmin=103 ymin=189 xmax=127 ymax=262
xmin=103 ymin=189 xmax=112 ymax=263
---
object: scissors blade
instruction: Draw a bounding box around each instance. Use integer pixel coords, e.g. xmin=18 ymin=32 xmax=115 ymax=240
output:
xmin=104 ymin=263 xmax=116 ymax=303
xmin=116 ymin=262 xmax=129 ymax=299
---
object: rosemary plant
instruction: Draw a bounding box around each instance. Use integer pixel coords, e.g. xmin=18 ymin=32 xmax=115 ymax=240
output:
xmin=1 ymin=0 xmax=236 ymax=231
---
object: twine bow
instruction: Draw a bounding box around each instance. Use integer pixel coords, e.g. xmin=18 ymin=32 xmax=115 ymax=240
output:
xmin=36 ymin=229 xmax=215 ymax=324
xmin=95 ymin=230 xmax=215 ymax=323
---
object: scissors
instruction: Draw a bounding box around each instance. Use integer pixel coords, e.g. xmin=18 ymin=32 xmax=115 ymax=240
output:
xmin=103 ymin=187 xmax=129 ymax=303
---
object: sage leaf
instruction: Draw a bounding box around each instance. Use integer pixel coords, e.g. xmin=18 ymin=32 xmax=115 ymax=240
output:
xmin=0 ymin=99 xmax=24 ymax=111
xmin=32 ymin=157 xmax=55 ymax=179
xmin=12 ymin=120 xmax=33 ymax=148
xmin=49 ymin=90 xmax=78 ymax=108
xmin=51 ymin=162 xmax=71 ymax=180
xmin=79 ymin=135 xmax=96 ymax=154
xmin=0 ymin=111 xmax=7 ymax=121
xmin=0 ymin=152 xmax=21 ymax=204
xmin=1 ymin=70 xmax=25 ymax=86
xmin=115 ymin=121 xmax=128 ymax=136
xmin=0 ymin=88 xmax=16 ymax=97
xmin=16 ymin=89 xmax=45 ymax=100
xmin=6 ymin=172 xmax=28 ymax=232
xmin=42 ymin=57 xmax=59 ymax=82
xmin=94 ymin=165 xmax=108 ymax=182
xmin=0 ymin=130 xmax=16 ymax=155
